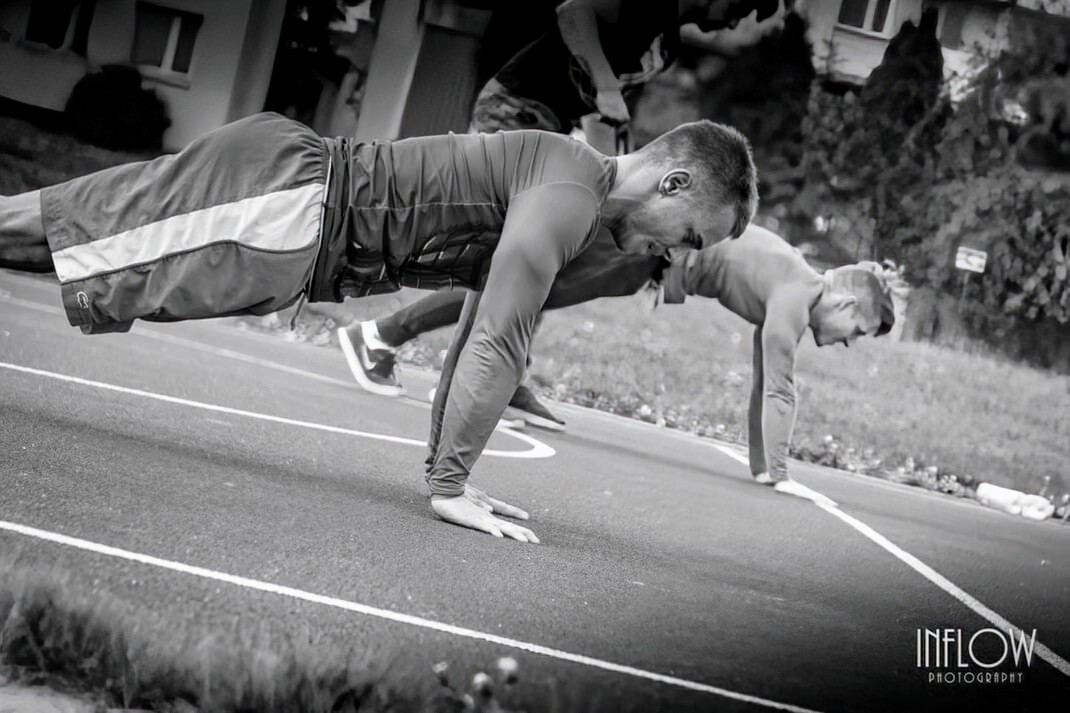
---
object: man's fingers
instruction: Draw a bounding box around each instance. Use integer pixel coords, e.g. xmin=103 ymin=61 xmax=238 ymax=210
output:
xmin=501 ymin=522 xmax=540 ymax=544
xmin=431 ymin=495 xmax=536 ymax=541
xmin=484 ymin=496 xmax=529 ymax=520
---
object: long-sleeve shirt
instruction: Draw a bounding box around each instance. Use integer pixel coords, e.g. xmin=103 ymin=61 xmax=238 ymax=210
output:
xmin=662 ymin=225 xmax=826 ymax=481
xmin=320 ymin=130 xmax=616 ymax=496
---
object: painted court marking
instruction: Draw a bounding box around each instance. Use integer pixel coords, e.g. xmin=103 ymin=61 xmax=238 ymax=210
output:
xmin=0 ymin=293 xmax=537 ymax=439
xmin=711 ymin=444 xmax=1070 ymax=678
xmin=0 ymin=362 xmax=553 ymax=460
xmin=0 ymin=519 xmax=823 ymax=713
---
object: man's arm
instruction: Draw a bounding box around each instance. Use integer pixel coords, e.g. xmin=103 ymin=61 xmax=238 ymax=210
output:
xmin=747 ymin=325 xmax=768 ymax=476
xmin=426 ymin=182 xmax=599 ymax=540
xmin=556 ymin=0 xmax=629 ymax=125
xmin=748 ymin=290 xmax=810 ymax=482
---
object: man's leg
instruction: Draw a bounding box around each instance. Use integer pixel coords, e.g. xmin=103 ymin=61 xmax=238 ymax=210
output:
xmin=377 ymin=289 xmax=468 ymax=346
xmin=0 ymin=191 xmax=53 ymax=272
xmin=338 ymin=289 xmax=468 ymax=397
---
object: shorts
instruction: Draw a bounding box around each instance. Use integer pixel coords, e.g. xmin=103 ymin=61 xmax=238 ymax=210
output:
xmin=41 ymin=113 xmax=328 ymax=334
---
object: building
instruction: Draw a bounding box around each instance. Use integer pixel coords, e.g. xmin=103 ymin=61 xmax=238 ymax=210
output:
xmin=0 ymin=0 xmax=489 ymax=150
xmin=799 ymin=0 xmax=1070 ymax=87
xmin=0 ymin=0 xmax=287 ymax=149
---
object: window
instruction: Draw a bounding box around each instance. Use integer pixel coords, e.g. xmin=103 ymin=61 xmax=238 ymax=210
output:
xmin=133 ymin=2 xmax=203 ymax=78
xmin=836 ymin=0 xmax=895 ymax=36
xmin=24 ymin=0 xmax=81 ymax=50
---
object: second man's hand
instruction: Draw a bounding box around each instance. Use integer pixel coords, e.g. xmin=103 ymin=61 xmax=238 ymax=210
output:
xmin=431 ymin=485 xmax=540 ymax=543
xmin=594 ymin=88 xmax=629 ymax=126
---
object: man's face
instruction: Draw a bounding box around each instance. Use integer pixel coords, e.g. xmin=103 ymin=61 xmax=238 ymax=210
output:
xmin=611 ymin=191 xmax=737 ymax=257
xmin=811 ymin=301 xmax=880 ymax=348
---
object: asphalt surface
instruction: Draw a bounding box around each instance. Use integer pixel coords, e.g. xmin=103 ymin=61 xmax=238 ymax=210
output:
xmin=2 ymin=269 xmax=1068 ymax=712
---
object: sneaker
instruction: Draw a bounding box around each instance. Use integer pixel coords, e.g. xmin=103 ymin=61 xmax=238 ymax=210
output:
xmin=337 ymin=324 xmax=404 ymax=397
xmin=504 ymin=385 xmax=566 ymax=431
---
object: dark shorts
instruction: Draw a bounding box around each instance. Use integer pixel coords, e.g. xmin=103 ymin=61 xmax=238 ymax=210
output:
xmin=41 ymin=113 xmax=328 ymax=333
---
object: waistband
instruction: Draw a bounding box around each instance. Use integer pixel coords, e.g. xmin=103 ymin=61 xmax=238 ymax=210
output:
xmin=309 ymin=136 xmax=351 ymax=303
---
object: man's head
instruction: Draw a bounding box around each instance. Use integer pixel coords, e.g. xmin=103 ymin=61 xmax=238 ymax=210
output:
xmin=809 ymin=262 xmax=896 ymax=348
xmin=607 ymin=120 xmax=758 ymax=257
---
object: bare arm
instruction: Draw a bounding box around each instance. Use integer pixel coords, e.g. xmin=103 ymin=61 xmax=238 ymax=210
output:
xmin=749 ymin=290 xmax=810 ymax=482
xmin=556 ymin=0 xmax=629 ymax=124
xmin=747 ymin=326 xmax=767 ymax=476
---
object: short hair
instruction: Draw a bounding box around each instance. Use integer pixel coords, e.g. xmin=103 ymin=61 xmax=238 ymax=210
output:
xmin=641 ymin=120 xmax=759 ymax=240
xmin=827 ymin=264 xmax=896 ymax=337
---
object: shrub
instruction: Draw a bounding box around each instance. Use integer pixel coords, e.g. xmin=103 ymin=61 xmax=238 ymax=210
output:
xmin=791 ymin=9 xmax=1070 ymax=368
xmin=65 ymin=65 xmax=170 ymax=152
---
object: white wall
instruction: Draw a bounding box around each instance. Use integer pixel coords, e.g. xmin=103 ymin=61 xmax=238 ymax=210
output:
xmin=355 ymin=0 xmax=424 ymax=142
xmin=0 ymin=0 xmax=90 ymax=111
xmin=226 ymin=0 xmax=287 ymax=125
xmin=114 ymin=0 xmax=259 ymax=149
xmin=800 ymin=0 xmax=924 ymax=82
xmin=799 ymin=0 xmax=1021 ymax=88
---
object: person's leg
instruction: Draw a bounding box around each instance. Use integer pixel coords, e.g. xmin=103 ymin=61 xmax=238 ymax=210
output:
xmin=376 ymin=289 xmax=468 ymax=347
xmin=541 ymin=234 xmax=664 ymax=312
xmin=338 ymin=289 xmax=469 ymax=397
xmin=0 ymin=191 xmax=53 ymax=272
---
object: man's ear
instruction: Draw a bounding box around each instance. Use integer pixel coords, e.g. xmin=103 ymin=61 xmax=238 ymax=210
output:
xmin=658 ymin=169 xmax=693 ymax=196
xmin=826 ymin=291 xmax=857 ymax=312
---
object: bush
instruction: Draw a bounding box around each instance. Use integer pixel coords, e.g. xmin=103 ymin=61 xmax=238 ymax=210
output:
xmin=790 ymin=9 xmax=1070 ymax=369
xmin=65 ymin=65 xmax=170 ymax=152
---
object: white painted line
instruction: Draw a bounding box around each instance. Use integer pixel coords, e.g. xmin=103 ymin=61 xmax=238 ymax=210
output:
xmin=0 ymin=294 xmax=552 ymax=457
xmin=712 ymin=443 xmax=1070 ymax=677
xmin=712 ymin=445 xmax=838 ymax=507
xmin=0 ymin=294 xmax=372 ymax=389
xmin=814 ymin=501 xmax=1070 ymax=677
xmin=134 ymin=328 xmax=358 ymax=389
xmin=0 ymin=361 xmax=553 ymax=460
xmin=0 ymin=519 xmax=823 ymax=713
xmin=713 ymin=443 xmax=749 ymax=466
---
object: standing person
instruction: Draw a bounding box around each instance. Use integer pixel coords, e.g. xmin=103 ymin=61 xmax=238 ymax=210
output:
xmin=339 ymin=0 xmax=780 ymax=428
xmin=0 ymin=111 xmax=758 ymax=541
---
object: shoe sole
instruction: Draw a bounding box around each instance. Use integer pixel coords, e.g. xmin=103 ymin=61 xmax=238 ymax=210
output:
xmin=337 ymin=327 xmax=405 ymax=397
xmin=503 ymin=406 xmax=567 ymax=432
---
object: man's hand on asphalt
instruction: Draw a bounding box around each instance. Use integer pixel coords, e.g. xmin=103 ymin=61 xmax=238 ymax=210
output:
xmin=431 ymin=485 xmax=540 ymax=543
xmin=594 ymin=88 xmax=629 ymax=126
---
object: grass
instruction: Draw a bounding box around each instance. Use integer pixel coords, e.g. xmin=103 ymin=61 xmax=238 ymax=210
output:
xmin=0 ymin=552 xmax=544 ymax=713
xmin=0 ymin=563 xmax=399 ymax=712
